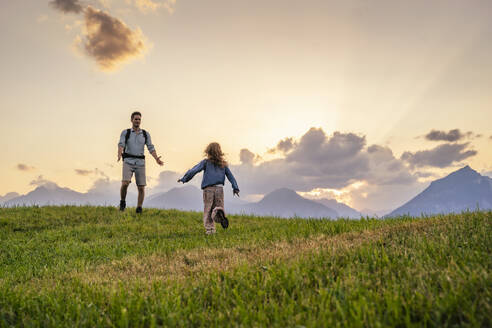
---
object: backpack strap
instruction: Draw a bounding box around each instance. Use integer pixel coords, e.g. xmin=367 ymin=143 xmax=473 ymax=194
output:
xmin=124 ymin=129 xmax=131 ymax=153
xmin=142 ymin=129 xmax=148 ymax=144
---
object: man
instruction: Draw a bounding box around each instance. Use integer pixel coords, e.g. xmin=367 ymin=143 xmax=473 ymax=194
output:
xmin=118 ymin=111 xmax=164 ymax=213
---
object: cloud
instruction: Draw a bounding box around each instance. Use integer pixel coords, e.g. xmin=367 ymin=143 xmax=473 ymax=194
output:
xmin=364 ymin=145 xmax=416 ymax=185
xmin=268 ymin=137 xmax=296 ymax=154
xmin=36 ymin=15 xmax=49 ymax=23
xmin=29 ymin=175 xmax=58 ymax=189
xmin=132 ymin=0 xmax=176 ymax=14
xmin=149 ymin=128 xmax=460 ymax=210
xmin=74 ymin=168 xmax=109 ymax=178
xmin=50 ymin=0 xmax=83 ymax=14
xmin=97 ymin=0 xmax=111 ymax=9
xmin=151 ymin=170 xmax=191 ymax=193
xmin=239 ymin=149 xmax=261 ymax=165
xmin=75 ymin=169 xmax=92 ymax=176
xmin=424 ymin=129 xmax=475 ymax=142
xmin=414 ymin=171 xmax=437 ymax=179
xmin=134 ymin=0 xmax=159 ymax=12
xmin=16 ymin=163 xmax=35 ymax=172
xmin=86 ymin=177 xmax=119 ymax=194
xmin=239 ymin=149 xmax=255 ymax=165
xmin=482 ymin=171 xmax=492 ymax=178
xmin=401 ymin=143 xmax=477 ymax=168
xmin=80 ymin=6 xmax=148 ymax=71
xmin=340 ymin=182 xmax=426 ymax=214
xmin=230 ymin=128 xmax=417 ymax=197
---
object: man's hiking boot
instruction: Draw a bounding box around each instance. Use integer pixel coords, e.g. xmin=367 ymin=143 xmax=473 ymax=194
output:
xmin=119 ymin=200 xmax=126 ymax=212
xmin=136 ymin=206 xmax=143 ymax=214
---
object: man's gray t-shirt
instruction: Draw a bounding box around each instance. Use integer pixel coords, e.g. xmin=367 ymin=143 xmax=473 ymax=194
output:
xmin=118 ymin=129 xmax=155 ymax=166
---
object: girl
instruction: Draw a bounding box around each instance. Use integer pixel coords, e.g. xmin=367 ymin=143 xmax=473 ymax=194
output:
xmin=178 ymin=142 xmax=240 ymax=234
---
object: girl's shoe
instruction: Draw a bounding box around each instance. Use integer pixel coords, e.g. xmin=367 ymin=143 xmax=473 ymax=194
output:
xmin=212 ymin=207 xmax=229 ymax=229
xmin=219 ymin=215 xmax=229 ymax=229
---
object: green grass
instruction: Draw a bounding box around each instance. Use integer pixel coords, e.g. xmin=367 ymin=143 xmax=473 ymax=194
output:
xmin=0 ymin=206 xmax=490 ymax=327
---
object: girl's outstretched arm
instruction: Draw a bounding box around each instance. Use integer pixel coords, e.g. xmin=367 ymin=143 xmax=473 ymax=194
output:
xmin=178 ymin=160 xmax=206 ymax=183
xmin=225 ymin=166 xmax=240 ymax=193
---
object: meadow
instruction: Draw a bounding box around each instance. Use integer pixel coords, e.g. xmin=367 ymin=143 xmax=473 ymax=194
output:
xmin=0 ymin=206 xmax=490 ymax=327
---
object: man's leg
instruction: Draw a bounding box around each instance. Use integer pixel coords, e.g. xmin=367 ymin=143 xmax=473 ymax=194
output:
xmin=120 ymin=162 xmax=132 ymax=211
xmin=137 ymin=186 xmax=145 ymax=207
xmin=120 ymin=181 xmax=130 ymax=200
xmin=120 ymin=181 xmax=130 ymax=211
xmin=135 ymin=165 xmax=146 ymax=214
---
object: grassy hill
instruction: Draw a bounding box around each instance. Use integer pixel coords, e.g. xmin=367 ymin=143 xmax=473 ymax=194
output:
xmin=0 ymin=207 xmax=490 ymax=327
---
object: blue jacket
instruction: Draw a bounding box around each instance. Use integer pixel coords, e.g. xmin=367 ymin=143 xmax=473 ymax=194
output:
xmin=180 ymin=159 xmax=240 ymax=191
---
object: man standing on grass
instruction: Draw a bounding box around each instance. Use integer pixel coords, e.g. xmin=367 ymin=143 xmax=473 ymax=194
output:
xmin=118 ymin=111 xmax=164 ymax=214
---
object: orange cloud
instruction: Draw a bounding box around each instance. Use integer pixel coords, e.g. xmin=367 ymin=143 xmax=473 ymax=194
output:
xmin=132 ymin=0 xmax=176 ymax=14
xmin=50 ymin=0 xmax=83 ymax=14
xmin=75 ymin=169 xmax=92 ymax=176
xmin=81 ymin=6 xmax=148 ymax=71
xmin=16 ymin=163 xmax=35 ymax=172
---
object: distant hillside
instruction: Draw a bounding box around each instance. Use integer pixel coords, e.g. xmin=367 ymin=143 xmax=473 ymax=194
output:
xmin=360 ymin=208 xmax=392 ymax=218
xmin=313 ymin=198 xmax=361 ymax=218
xmin=146 ymin=185 xmax=249 ymax=212
xmin=147 ymin=187 xmax=343 ymax=218
xmin=3 ymin=182 xmax=361 ymax=219
xmin=146 ymin=186 xmax=203 ymax=211
xmin=0 ymin=192 xmax=20 ymax=204
xmin=388 ymin=166 xmax=492 ymax=217
xmin=5 ymin=184 xmax=137 ymax=207
xmin=5 ymin=185 xmax=87 ymax=206
xmin=240 ymin=188 xmax=338 ymax=218
xmin=3 ymin=184 xmax=352 ymax=219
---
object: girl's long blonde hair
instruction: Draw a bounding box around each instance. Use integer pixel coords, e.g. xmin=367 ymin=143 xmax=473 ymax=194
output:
xmin=205 ymin=142 xmax=227 ymax=168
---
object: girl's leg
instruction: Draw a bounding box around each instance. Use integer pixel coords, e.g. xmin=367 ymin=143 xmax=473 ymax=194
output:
xmin=214 ymin=187 xmax=224 ymax=211
xmin=203 ymin=187 xmax=216 ymax=234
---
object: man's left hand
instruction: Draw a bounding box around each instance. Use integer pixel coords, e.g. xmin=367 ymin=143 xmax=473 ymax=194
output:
xmin=156 ymin=156 xmax=164 ymax=166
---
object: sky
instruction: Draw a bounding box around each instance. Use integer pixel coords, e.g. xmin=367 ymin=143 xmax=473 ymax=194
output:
xmin=1 ymin=0 xmax=491 ymax=211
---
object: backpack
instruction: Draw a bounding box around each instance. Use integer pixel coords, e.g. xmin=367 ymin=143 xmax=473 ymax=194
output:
xmin=123 ymin=129 xmax=147 ymax=159
xmin=124 ymin=128 xmax=147 ymax=147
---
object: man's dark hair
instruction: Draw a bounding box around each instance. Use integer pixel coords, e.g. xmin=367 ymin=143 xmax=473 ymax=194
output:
xmin=131 ymin=111 xmax=142 ymax=120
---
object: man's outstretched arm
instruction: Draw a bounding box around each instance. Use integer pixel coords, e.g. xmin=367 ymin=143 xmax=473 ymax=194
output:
xmin=145 ymin=132 xmax=164 ymax=166
xmin=151 ymin=150 xmax=164 ymax=166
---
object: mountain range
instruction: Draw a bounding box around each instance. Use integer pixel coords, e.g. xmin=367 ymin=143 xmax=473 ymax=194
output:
xmin=2 ymin=185 xmax=355 ymax=219
xmin=3 ymin=183 xmax=137 ymax=207
xmin=0 ymin=192 xmax=19 ymax=204
xmin=239 ymin=188 xmax=339 ymax=218
xmin=388 ymin=165 xmax=492 ymax=217
xmin=144 ymin=186 xmax=346 ymax=218
xmin=2 ymin=166 xmax=491 ymax=218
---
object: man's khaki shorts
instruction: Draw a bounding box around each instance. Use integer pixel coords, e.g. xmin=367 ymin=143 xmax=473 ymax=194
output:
xmin=122 ymin=162 xmax=146 ymax=186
